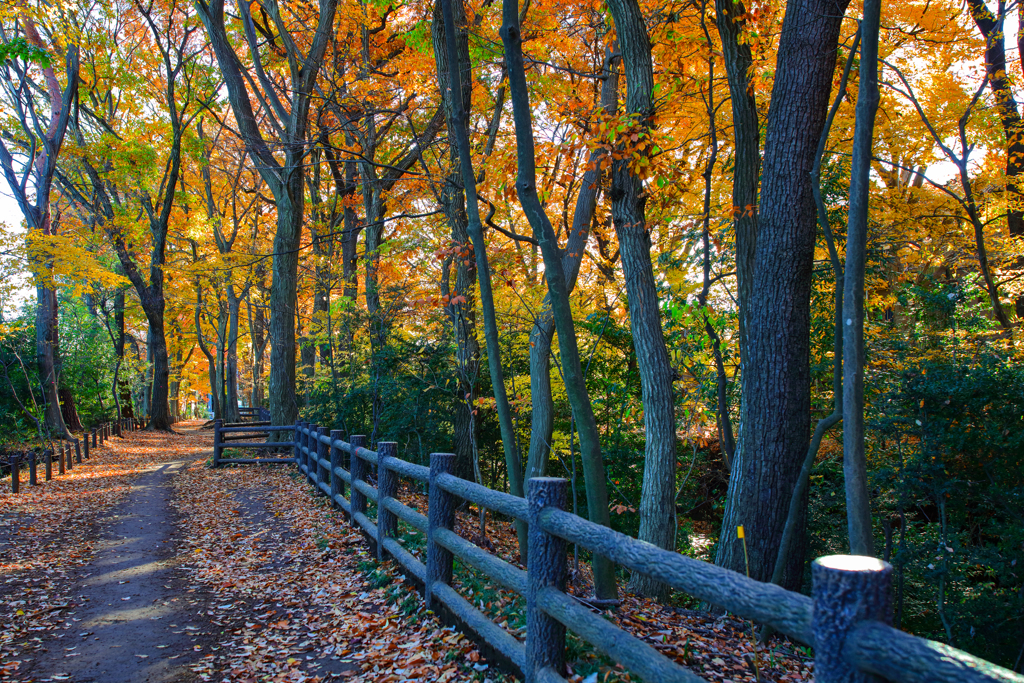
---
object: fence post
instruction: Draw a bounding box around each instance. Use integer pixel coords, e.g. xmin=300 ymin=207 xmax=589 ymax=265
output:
xmin=98 ymin=425 xmax=104 ymax=446
xmin=299 ymin=421 xmax=309 ymax=475
xmin=75 ymin=439 xmax=82 ymax=464
xmin=329 ymin=430 xmax=344 ymax=509
xmin=426 ymin=452 xmax=456 ymax=610
xmin=307 ymin=424 xmax=319 ymax=487
xmin=349 ymin=436 xmax=367 ymax=523
xmin=44 ymin=449 xmax=52 ymax=481
xmin=28 ymin=452 xmax=37 ymax=486
xmin=11 ymin=455 xmax=20 ymax=493
xmin=292 ymin=421 xmax=301 ymax=469
xmin=92 ymin=428 xmax=97 ymax=449
xmin=812 ymin=555 xmax=893 ymax=683
xmin=65 ymin=442 xmax=73 ymax=471
xmin=57 ymin=443 xmax=66 ymax=475
xmin=84 ymin=436 xmax=89 ymax=460
xmin=213 ymin=419 xmax=223 ymax=468
xmin=376 ymin=442 xmax=398 ymax=562
xmin=316 ymin=426 xmax=330 ymax=496
xmin=525 ymin=477 xmax=569 ymax=682
xmin=114 ymin=420 xmax=120 ymax=437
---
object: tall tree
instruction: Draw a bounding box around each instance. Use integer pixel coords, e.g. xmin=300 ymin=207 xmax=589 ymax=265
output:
xmin=60 ymin=0 xmax=202 ymax=430
xmin=432 ymin=0 xmax=482 ymax=485
xmin=843 ymin=0 xmax=881 ymax=556
xmin=436 ymin=0 xmax=528 ymax=557
xmin=605 ymin=0 xmax=680 ymax=599
xmin=502 ymin=0 xmax=618 ymax=600
xmin=716 ymin=0 xmax=852 ymax=588
xmin=525 ymin=44 xmax=619 ymax=481
xmin=0 ymin=17 xmax=80 ymax=438
xmin=194 ymin=0 xmax=339 ymax=429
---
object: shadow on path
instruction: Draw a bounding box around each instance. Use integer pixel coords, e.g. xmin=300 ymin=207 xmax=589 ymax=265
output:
xmin=27 ymin=431 xmax=212 ymax=683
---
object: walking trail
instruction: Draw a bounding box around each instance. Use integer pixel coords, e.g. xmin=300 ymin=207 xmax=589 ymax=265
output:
xmin=1 ymin=423 xmax=491 ymax=683
xmin=3 ymin=423 xmax=814 ymax=683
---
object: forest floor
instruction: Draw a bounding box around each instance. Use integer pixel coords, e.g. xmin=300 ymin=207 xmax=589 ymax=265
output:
xmin=1 ymin=422 xmax=815 ymax=683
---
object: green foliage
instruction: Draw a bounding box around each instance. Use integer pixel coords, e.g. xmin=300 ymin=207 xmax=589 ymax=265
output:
xmin=0 ymin=37 xmax=51 ymax=68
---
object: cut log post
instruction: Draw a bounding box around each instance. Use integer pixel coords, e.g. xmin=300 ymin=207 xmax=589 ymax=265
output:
xmin=92 ymin=428 xmax=97 ymax=449
xmin=11 ymin=455 xmax=20 ymax=493
xmin=350 ymin=435 xmax=367 ymax=521
xmin=58 ymin=443 xmax=65 ymax=475
xmin=213 ymin=419 xmax=223 ymax=468
xmin=812 ymin=555 xmax=893 ymax=683
xmin=28 ymin=452 xmax=37 ymax=486
xmin=316 ymin=426 xmax=330 ymax=496
xmin=329 ymin=429 xmax=344 ymax=509
xmin=526 ymin=477 xmax=569 ymax=683
xmin=376 ymin=442 xmax=398 ymax=562
xmin=65 ymin=442 xmax=72 ymax=470
xmin=300 ymin=422 xmax=309 ymax=475
xmin=307 ymin=424 xmax=319 ymax=487
xmin=44 ymin=449 xmax=52 ymax=481
xmin=426 ymin=452 xmax=456 ymax=609
xmin=75 ymin=439 xmax=82 ymax=464
xmin=83 ymin=436 xmax=89 ymax=460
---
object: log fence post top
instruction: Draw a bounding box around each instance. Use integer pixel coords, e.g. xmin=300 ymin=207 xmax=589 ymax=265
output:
xmin=429 ymin=452 xmax=455 ymax=476
xmin=813 ymin=555 xmax=892 ymax=574
xmin=813 ymin=554 xmax=894 ymax=683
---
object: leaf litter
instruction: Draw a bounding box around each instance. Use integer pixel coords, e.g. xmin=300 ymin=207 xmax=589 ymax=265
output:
xmin=3 ymin=422 xmax=815 ymax=683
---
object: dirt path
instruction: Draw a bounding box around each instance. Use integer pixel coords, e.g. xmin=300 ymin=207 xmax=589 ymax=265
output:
xmin=2 ymin=423 xmax=223 ymax=683
xmin=29 ymin=458 xmax=205 ymax=682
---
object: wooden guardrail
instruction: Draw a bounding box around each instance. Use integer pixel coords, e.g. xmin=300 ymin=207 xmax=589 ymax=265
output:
xmin=5 ymin=418 xmax=141 ymax=493
xmin=215 ymin=419 xmax=1024 ymax=683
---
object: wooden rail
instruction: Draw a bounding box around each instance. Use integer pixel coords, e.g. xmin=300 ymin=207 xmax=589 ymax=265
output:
xmin=215 ymin=419 xmax=1024 ymax=683
xmin=6 ymin=418 xmax=141 ymax=493
xmin=211 ymin=419 xmax=296 ymax=467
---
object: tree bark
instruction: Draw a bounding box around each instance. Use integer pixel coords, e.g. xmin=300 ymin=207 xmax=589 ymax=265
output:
xmin=605 ymin=0 xmax=679 ymax=599
xmin=843 ymin=0 xmax=881 ymax=557
xmin=714 ymin=0 xmax=760 ymax=358
xmin=502 ymin=1 xmax=618 ymax=600
xmin=968 ymin=0 xmax=1024 ymax=238
xmin=526 ymin=47 xmax=619 ymax=481
xmin=716 ymin=0 xmax=851 ymax=589
xmin=437 ymin=0 xmax=528 ymax=557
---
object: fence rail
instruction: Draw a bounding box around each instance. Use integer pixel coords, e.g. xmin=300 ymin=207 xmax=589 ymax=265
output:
xmin=214 ymin=419 xmax=1024 ymax=683
xmin=4 ymin=418 xmax=141 ymax=494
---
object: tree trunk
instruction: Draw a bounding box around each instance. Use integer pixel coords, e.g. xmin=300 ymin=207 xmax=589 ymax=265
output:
xmin=968 ymin=0 xmax=1024 ymax=238
xmin=225 ymin=286 xmax=243 ymax=423
xmin=502 ymin=1 xmax=618 ymax=600
xmin=246 ymin=288 xmax=268 ymax=408
xmin=144 ymin=295 xmax=173 ymax=430
xmin=526 ymin=47 xmax=619 ymax=481
xmin=714 ymin=0 xmax=760 ymax=357
xmin=842 ymin=0 xmax=880 ymax=557
xmin=716 ymin=0 xmax=851 ymax=589
xmin=432 ymin=0 xmax=482 ymax=484
xmin=605 ymin=0 xmax=679 ymax=599
xmin=35 ymin=282 xmax=66 ymax=437
xmin=267 ymin=185 xmax=303 ymax=428
xmin=437 ymin=0 xmax=527 ymax=557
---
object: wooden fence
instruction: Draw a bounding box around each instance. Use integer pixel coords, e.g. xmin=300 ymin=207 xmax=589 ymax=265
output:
xmin=5 ymin=418 xmax=140 ymax=493
xmin=213 ymin=419 xmax=1024 ymax=683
